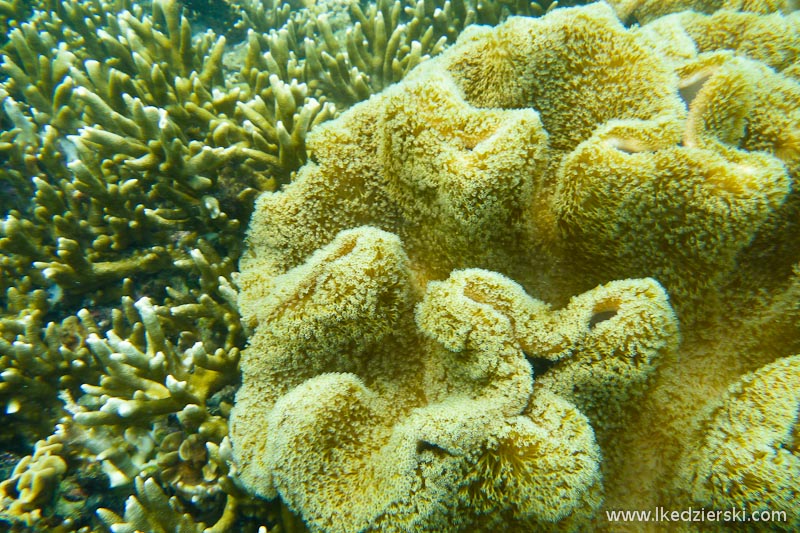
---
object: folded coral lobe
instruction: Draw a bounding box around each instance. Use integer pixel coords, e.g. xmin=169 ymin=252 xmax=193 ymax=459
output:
xmin=232 ymin=2 xmax=800 ymax=532
xmin=231 ymin=226 xmax=680 ymax=531
xmin=451 ymin=4 xmax=685 ymax=153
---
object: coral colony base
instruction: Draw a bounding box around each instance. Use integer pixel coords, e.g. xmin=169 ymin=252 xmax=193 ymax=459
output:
xmin=0 ymin=0 xmax=798 ymax=532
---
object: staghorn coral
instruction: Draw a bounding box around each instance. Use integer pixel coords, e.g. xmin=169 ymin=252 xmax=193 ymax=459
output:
xmin=240 ymin=0 xmax=569 ymax=117
xmin=0 ymin=0 xmax=248 ymax=301
xmin=64 ymin=282 xmax=239 ymax=484
xmin=0 ymin=247 xmax=257 ymax=529
xmin=232 ymin=226 xmax=678 ymax=531
xmin=0 ymin=282 xmax=97 ymax=448
xmin=0 ymin=0 xmax=262 ymax=484
xmin=233 ymin=2 xmax=800 ymax=531
xmin=96 ymin=472 xmax=248 ymax=533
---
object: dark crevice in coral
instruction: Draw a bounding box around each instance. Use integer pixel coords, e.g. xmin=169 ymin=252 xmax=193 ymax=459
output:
xmin=180 ymin=0 xmax=243 ymax=41
xmin=589 ymin=309 xmax=617 ymax=329
xmin=526 ymin=354 xmax=557 ymax=378
xmin=416 ymin=440 xmax=451 ymax=456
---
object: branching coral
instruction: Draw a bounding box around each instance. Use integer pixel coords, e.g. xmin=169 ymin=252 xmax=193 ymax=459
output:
xmin=0 ymin=245 xmax=250 ymax=528
xmin=97 ymin=472 xmax=251 ymax=533
xmin=233 ymin=2 xmax=800 ymax=531
xmin=0 ymin=0 xmax=250 ymax=303
xmin=0 ymin=284 xmax=96 ymax=448
xmin=54 ymin=246 xmax=242 ymax=503
xmin=240 ymin=0 xmax=567 ymax=114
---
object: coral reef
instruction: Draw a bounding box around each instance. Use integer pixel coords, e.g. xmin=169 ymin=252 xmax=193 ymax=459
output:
xmin=2 ymin=0 xmax=797 ymax=530
xmin=234 ymin=1 xmax=800 ymax=531
xmin=0 ymin=0 xmax=589 ymax=530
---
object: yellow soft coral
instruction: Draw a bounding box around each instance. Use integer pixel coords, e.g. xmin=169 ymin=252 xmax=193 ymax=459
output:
xmin=554 ymin=116 xmax=788 ymax=318
xmin=451 ymin=7 xmax=686 ymax=153
xmin=609 ymin=0 xmax=799 ymax=24
xmin=236 ymin=67 xmax=549 ymax=302
xmin=232 ymin=227 xmax=678 ymax=532
xmin=233 ymin=3 xmax=800 ymax=531
xmin=677 ymin=355 xmax=800 ymax=530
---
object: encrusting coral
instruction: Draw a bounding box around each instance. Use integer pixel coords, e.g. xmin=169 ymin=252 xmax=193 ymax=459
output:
xmin=233 ymin=1 xmax=800 ymax=531
xmin=0 ymin=433 xmax=67 ymax=525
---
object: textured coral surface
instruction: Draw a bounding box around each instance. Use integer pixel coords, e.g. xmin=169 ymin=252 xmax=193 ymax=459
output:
xmin=0 ymin=0 xmax=590 ymax=531
xmin=234 ymin=2 xmax=800 ymax=531
xmin=233 ymin=227 xmax=678 ymax=531
xmin=1 ymin=0 xmax=798 ymax=531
